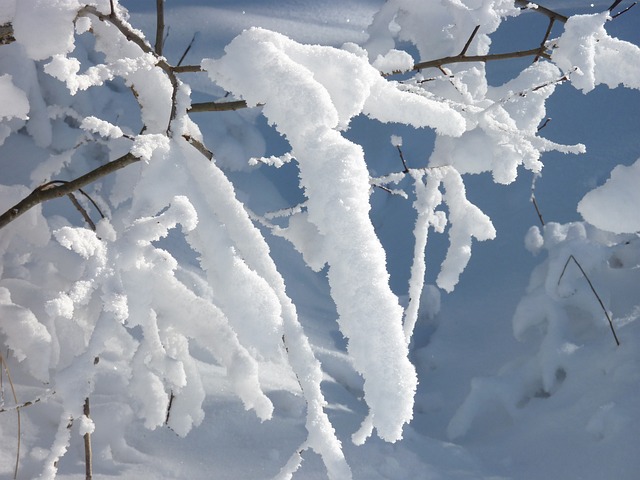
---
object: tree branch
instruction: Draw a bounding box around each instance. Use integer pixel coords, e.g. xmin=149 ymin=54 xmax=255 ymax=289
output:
xmin=79 ymin=6 xmax=180 ymax=133
xmin=0 ymin=153 xmax=139 ymax=230
xmin=83 ymin=398 xmax=93 ymax=480
xmin=460 ymin=25 xmax=480 ymax=56
xmin=514 ymin=0 xmax=568 ymax=23
xmin=155 ymin=0 xmax=165 ymax=56
xmin=411 ymin=47 xmax=550 ymax=73
xmin=188 ymin=100 xmax=252 ymax=113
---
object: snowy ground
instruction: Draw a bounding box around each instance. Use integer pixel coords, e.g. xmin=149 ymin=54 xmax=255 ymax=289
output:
xmin=1 ymin=1 xmax=639 ymax=479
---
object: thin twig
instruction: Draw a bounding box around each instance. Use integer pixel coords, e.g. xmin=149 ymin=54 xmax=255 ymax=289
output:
xmin=410 ymin=47 xmax=550 ymax=74
xmin=155 ymin=0 xmax=165 ymax=56
xmin=0 ymin=152 xmax=139 ymax=230
xmin=177 ymin=34 xmax=197 ymax=68
xmin=396 ymin=145 xmax=409 ymax=173
xmin=165 ymin=391 xmax=175 ymax=425
xmin=611 ymin=2 xmax=637 ymax=18
xmin=0 ymin=351 xmax=20 ymax=479
xmin=558 ymin=255 xmax=621 ymax=346
xmin=514 ymin=0 xmax=568 ymax=23
xmin=188 ymin=100 xmax=251 ymax=113
xmin=173 ymin=64 xmax=202 ymax=73
xmin=460 ymin=25 xmax=480 ymax=56
xmin=39 ymin=181 xmax=106 ymax=228
xmin=83 ymin=398 xmax=92 ymax=480
xmin=535 ymin=17 xmax=555 ymax=62
xmin=537 ymin=117 xmax=552 ymax=131
xmin=183 ymin=135 xmax=213 ymax=160
xmin=608 ymin=0 xmax=624 ymax=11
xmin=67 ymin=192 xmax=97 ymax=231
xmin=531 ymin=195 xmax=545 ymax=226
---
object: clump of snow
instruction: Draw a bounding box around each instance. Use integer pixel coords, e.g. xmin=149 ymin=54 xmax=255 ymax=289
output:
xmin=552 ymin=12 xmax=640 ymax=93
xmin=578 ymin=157 xmax=640 ymax=234
xmin=525 ymin=225 xmax=544 ymax=254
xmin=0 ymin=74 xmax=29 ymax=120
xmin=372 ymin=48 xmax=414 ymax=74
xmin=131 ymin=134 xmax=171 ymax=162
xmin=81 ymin=116 xmax=124 ymax=139
xmin=12 ymin=0 xmax=80 ymax=61
xmin=390 ymin=134 xmax=403 ymax=147
xmin=0 ymin=286 xmax=52 ymax=381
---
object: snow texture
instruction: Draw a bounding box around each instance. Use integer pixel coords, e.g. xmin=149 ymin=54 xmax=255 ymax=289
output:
xmin=578 ymin=157 xmax=640 ymax=233
xmin=204 ymin=27 xmax=436 ymax=442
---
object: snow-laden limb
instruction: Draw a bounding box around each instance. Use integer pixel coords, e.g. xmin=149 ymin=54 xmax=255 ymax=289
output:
xmin=437 ymin=168 xmax=496 ymax=292
xmin=126 ymin=136 xmax=351 ymax=478
xmin=578 ymin=157 xmax=640 ymax=234
xmin=403 ymin=169 xmax=447 ymax=342
xmin=552 ymin=12 xmax=640 ymax=93
xmin=0 ymin=286 xmax=52 ymax=381
xmin=203 ymin=27 xmax=437 ymax=443
xmin=364 ymin=0 xmax=519 ymax=62
xmin=429 ymin=61 xmax=584 ymax=185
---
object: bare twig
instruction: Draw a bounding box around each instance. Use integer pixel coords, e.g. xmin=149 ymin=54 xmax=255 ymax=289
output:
xmin=0 ymin=351 xmax=20 ymax=479
xmin=410 ymin=47 xmax=550 ymax=74
xmin=177 ymin=33 xmax=198 ymax=67
xmin=611 ymin=1 xmax=637 ymax=18
xmin=183 ymin=134 xmax=213 ymax=160
xmin=155 ymin=0 xmax=165 ymax=56
xmin=83 ymin=398 xmax=92 ymax=480
xmin=173 ymin=64 xmax=202 ymax=73
xmin=460 ymin=25 xmax=480 ymax=56
xmin=67 ymin=192 xmax=97 ymax=230
xmin=608 ymin=0 xmax=625 ymax=11
xmin=39 ymin=181 xmax=105 ymax=230
xmin=188 ymin=100 xmax=252 ymax=113
xmin=0 ymin=152 xmax=139 ymax=230
xmin=396 ymin=145 xmax=409 ymax=173
xmin=558 ymin=255 xmax=621 ymax=346
xmin=535 ymin=16 xmax=556 ymax=62
xmin=165 ymin=391 xmax=175 ymax=425
xmin=514 ymin=0 xmax=568 ymax=23
xmin=537 ymin=117 xmax=552 ymax=131
xmin=531 ymin=195 xmax=545 ymax=226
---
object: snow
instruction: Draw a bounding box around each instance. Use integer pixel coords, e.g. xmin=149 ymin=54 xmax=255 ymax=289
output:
xmin=0 ymin=74 xmax=29 ymax=121
xmin=552 ymin=12 xmax=640 ymax=92
xmin=1 ymin=1 xmax=640 ymax=479
xmin=578 ymin=157 xmax=640 ymax=233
